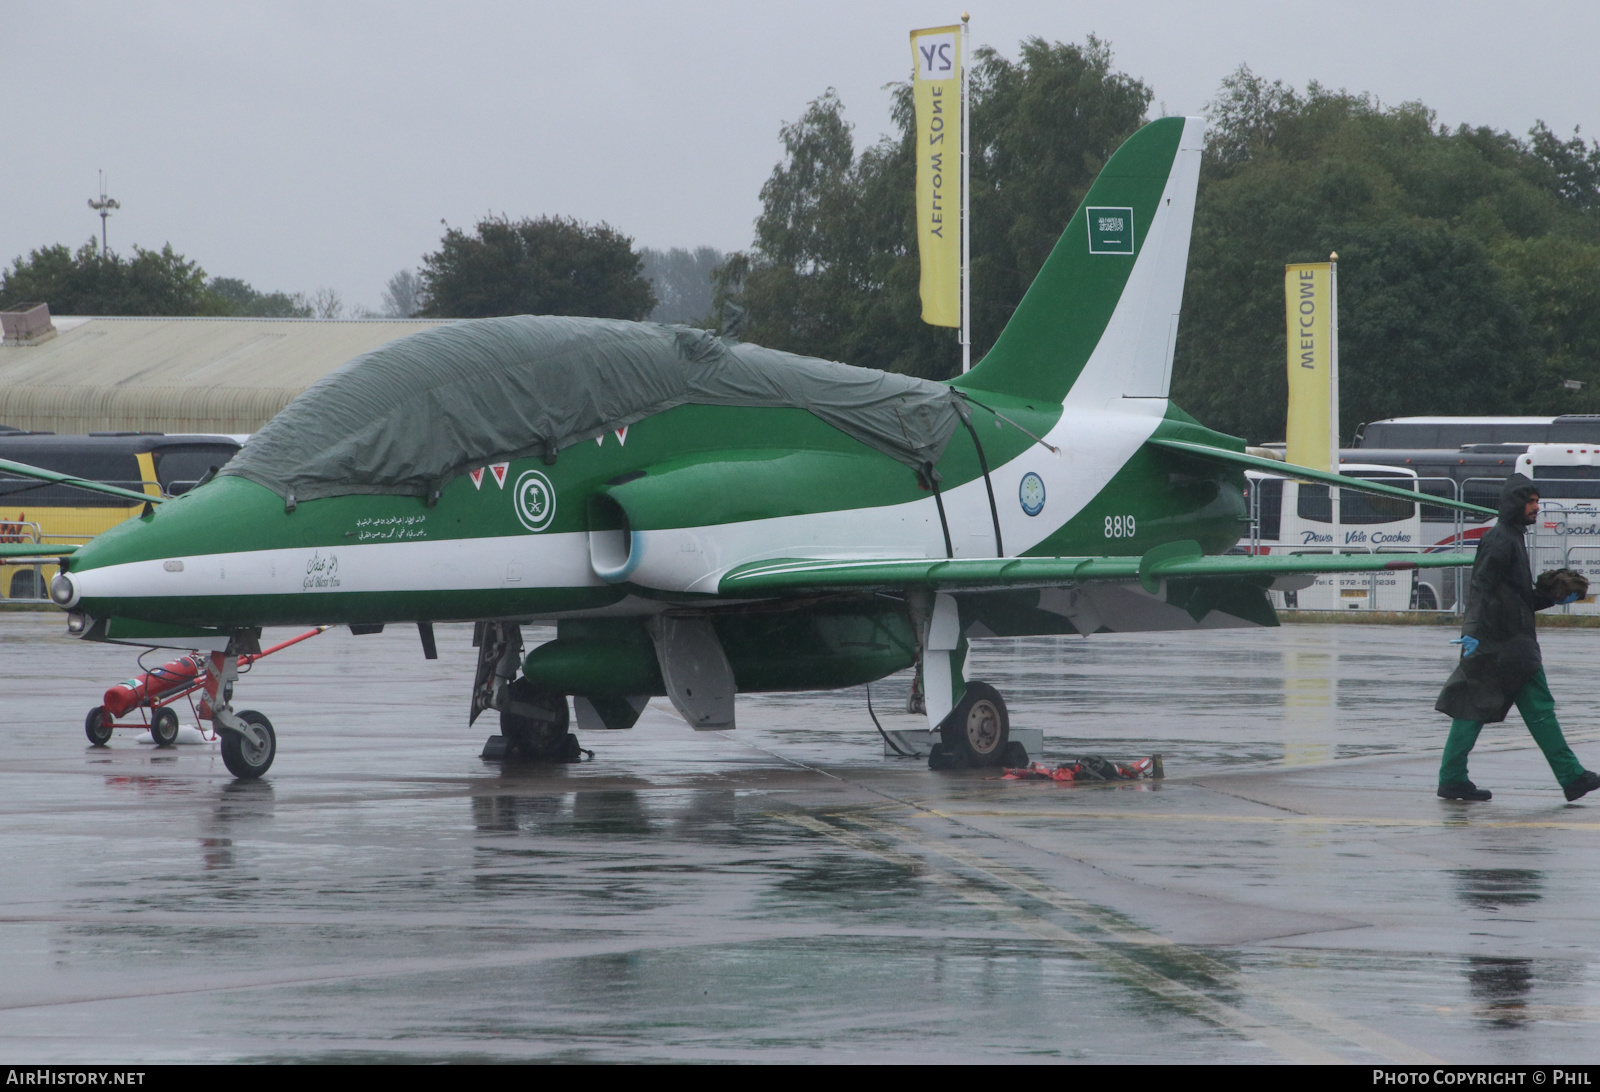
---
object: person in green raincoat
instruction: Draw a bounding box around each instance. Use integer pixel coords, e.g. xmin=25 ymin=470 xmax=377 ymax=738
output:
xmin=1435 ymin=473 xmax=1600 ymax=802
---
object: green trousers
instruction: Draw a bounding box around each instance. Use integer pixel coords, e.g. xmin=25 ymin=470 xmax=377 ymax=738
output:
xmin=1441 ymin=668 xmax=1586 ymax=788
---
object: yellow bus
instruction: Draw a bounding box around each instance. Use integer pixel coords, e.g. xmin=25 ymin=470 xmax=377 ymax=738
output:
xmin=0 ymin=431 xmax=241 ymax=600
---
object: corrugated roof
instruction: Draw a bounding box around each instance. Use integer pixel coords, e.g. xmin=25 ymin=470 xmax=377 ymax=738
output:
xmin=0 ymin=316 xmax=452 ymax=434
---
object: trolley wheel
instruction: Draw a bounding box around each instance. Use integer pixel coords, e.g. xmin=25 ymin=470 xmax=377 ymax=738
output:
xmin=220 ymin=710 xmax=275 ymax=779
xmin=150 ymin=707 xmax=181 ymax=748
xmin=938 ymin=681 xmax=1010 ymax=767
xmin=85 ymin=706 xmax=113 ymax=747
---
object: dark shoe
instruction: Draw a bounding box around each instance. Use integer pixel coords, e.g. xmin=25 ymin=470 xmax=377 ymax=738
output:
xmin=1438 ymin=780 xmax=1492 ymax=801
xmin=1563 ymin=770 xmax=1600 ymax=802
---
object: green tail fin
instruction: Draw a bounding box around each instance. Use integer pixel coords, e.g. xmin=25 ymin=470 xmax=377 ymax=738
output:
xmin=956 ymin=116 xmax=1204 ymax=406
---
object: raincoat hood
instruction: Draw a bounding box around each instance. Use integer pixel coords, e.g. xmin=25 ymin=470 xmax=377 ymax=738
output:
xmin=1499 ymin=473 xmax=1540 ymax=525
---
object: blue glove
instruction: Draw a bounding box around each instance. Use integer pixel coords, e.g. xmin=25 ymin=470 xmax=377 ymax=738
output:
xmin=1561 ymin=593 xmax=1582 ymax=605
xmin=1451 ymin=635 xmax=1480 ymax=657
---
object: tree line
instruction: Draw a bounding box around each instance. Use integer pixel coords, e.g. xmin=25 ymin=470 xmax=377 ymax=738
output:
xmin=0 ymin=223 xmax=720 ymax=327
xmin=6 ymin=36 xmax=1598 ymax=443
xmin=717 ymin=40 xmax=1600 ymax=442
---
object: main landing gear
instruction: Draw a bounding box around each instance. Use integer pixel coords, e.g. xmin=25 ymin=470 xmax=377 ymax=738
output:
xmin=929 ymin=681 xmax=1024 ymax=769
xmin=472 ymin=622 xmax=584 ymax=764
xmin=499 ymin=678 xmax=582 ymax=763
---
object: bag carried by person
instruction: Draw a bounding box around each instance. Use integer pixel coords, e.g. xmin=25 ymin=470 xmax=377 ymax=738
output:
xmin=1535 ymin=568 xmax=1589 ymax=603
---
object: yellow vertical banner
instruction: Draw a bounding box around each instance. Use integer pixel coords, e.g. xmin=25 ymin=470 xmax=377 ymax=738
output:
xmin=1285 ymin=262 xmax=1338 ymax=471
xmin=911 ymin=25 xmax=961 ymax=327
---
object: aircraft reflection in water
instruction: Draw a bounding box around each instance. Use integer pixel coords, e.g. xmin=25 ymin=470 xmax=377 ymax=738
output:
xmin=9 ymin=117 xmax=1490 ymax=778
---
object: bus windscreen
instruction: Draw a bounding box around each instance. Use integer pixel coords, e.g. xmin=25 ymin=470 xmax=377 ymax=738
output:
xmin=1296 ymin=481 xmax=1415 ymax=524
xmin=0 ymin=452 xmax=145 ymax=507
xmin=1532 ymin=465 xmax=1600 ymax=498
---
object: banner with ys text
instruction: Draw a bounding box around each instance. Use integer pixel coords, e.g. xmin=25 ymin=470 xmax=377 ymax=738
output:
xmin=911 ymin=25 xmax=962 ymax=327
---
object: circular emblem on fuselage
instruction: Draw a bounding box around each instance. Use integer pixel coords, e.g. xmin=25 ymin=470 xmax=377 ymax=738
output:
xmin=1019 ymin=472 xmax=1046 ymax=517
xmin=513 ymin=470 xmax=557 ymax=532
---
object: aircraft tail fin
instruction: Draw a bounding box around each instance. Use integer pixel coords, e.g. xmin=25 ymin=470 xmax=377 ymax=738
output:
xmin=955 ymin=116 xmax=1204 ymax=407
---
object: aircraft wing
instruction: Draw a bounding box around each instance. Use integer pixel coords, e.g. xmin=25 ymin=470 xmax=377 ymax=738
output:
xmin=719 ymin=547 xmax=1473 ymax=596
xmin=0 ymin=543 xmax=78 ymax=559
xmin=1147 ymin=438 xmax=1497 ymax=518
xmin=0 ymin=457 xmax=165 ymax=506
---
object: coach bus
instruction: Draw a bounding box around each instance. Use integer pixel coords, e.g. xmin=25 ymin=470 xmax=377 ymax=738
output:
xmin=1241 ymin=464 xmax=1425 ymax=611
xmin=0 ymin=431 xmax=240 ymax=600
xmin=1353 ymin=415 xmax=1600 ymax=450
xmin=1515 ymin=443 xmax=1600 ymax=616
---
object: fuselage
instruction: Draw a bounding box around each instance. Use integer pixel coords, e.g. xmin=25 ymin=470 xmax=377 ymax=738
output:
xmin=59 ymin=390 xmax=1247 ymax=630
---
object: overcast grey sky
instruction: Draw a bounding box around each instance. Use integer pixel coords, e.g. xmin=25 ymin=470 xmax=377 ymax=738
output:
xmin=5 ymin=1 xmax=1597 ymax=312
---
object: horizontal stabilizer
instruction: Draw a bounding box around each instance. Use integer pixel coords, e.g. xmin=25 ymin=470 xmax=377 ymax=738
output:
xmin=719 ymin=549 xmax=1471 ymax=596
xmin=1148 ymin=439 xmax=1496 ymax=518
xmin=0 ymin=457 xmax=165 ymax=506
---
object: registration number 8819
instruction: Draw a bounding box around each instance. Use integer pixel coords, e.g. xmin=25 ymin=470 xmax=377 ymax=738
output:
xmin=1104 ymin=514 xmax=1136 ymax=538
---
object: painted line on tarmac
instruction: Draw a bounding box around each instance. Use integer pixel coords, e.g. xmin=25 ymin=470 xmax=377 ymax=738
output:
xmin=847 ymin=814 xmax=1441 ymax=1064
xmin=787 ymin=812 xmax=1381 ymax=1064
xmin=0 ymin=923 xmax=857 ymax=1015
xmin=801 ymin=811 xmax=1441 ymax=1064
xmin=915 ymin=809 xmax=1600 ymax=831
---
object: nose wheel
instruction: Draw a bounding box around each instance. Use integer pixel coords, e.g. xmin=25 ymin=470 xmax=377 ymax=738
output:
xmin=219 ymin=710 xmax=276 ymax=779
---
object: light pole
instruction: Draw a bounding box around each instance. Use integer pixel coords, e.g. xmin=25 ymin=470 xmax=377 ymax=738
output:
xmin=87 ymin=170 xmax=120 ymax=256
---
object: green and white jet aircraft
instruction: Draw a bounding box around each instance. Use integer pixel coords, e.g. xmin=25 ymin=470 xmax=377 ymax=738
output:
xmin=6 ymin=116 xmax=1488 ymax=779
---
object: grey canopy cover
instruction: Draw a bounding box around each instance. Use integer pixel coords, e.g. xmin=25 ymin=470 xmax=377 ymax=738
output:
xmin=221 ymin=316 xmax=964 ymax=503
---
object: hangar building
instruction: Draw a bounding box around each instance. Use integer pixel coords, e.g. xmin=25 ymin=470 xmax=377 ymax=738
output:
xmin=0 ymin=308 xmax=450 ymax=435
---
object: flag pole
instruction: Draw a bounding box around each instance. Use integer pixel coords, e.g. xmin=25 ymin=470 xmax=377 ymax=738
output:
xmin=959 ymin=12 xmax=971 ymax=373
xmin=1329 ymin=250 xmax=1340 ymax=530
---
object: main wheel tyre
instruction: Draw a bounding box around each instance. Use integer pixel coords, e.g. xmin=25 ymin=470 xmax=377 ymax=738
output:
xmin=939 ymin=681 xmax=1010 ymax=767
xmin=220 ymin=710 xmax=275 ymax=779
xmin=500 ymin=678 xmax=571 ymax=761
xmin=150 ymin=707 xmax=181 ymax=747
xmin=85 ymin=706 xmax=113 ymax=747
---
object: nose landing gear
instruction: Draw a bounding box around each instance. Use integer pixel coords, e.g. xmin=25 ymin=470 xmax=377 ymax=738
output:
xmin=206 ymin=649 xmax=276 ymax=780
xmin=218 ymin=710 xmax=276 ymax=778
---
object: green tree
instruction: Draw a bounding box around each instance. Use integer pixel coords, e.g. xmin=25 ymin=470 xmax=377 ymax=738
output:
xmin=379 ymin=270 xmax=423 ymax=318
xmin=639 ymin=246 xmax=724 ymax=324
xmin=418 ymin=215 xmax=656 ymax=320
xmin=1172 ymin=67 xmax=1600 ymax=441
xmin=720 ymin=37 xmax=1152 ymax=379
xmin=0 ymin=239 xmax=227 ymax=315
xmin=208 ymin=276 xmax=313 ymax=318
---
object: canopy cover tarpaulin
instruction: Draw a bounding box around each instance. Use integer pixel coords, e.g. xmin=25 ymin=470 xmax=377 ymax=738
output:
xmin=220 ymin=316 xmax=965 ymax=502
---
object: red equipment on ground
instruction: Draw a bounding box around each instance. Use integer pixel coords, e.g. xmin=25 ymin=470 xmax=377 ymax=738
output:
xmin=999 ymin=754 xmax=1164 ymax=782
xmin=103 ymin=653 xmax=206 ymax=717
xmin=84 ymin=627 xmax=328 ymax=747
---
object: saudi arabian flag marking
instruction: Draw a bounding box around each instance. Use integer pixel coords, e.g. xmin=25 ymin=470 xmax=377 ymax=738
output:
xmin=514 ymin=470 xmax=557 ymax=532
xmin=1087 ymin=207 xmax=1135 ymax=254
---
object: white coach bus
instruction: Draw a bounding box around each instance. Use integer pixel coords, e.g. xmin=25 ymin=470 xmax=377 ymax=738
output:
xmin=1240 ymin=464 xmax=1425 ymax=611
xmin=1517 ymin=444 xmax=1600 ymax=615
